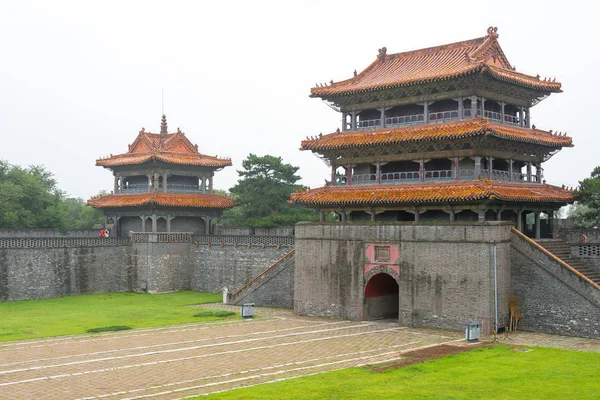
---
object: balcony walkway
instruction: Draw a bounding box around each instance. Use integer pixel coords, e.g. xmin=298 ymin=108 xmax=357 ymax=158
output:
xmin=343 ymin=169 xmax=539 ymax=186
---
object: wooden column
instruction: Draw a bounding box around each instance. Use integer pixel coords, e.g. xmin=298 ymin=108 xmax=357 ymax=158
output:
xmin=331 ymin=165 xmax=336 ymax=186
xmin=535 ymin=212 xmax=541 ymax=239
xmin=205 ymin=217 xmax=211 ymax=234
xmin=423 ymin=102 xmax=429 ymax=123
xmin=346 ymin=166 xmax=352 ymax=186
xmin=376 ymin=162 xmax=381 ymax=184
xmin=481 ymin=97 xmax=486 ymax=116
xmin=536 ymin=163 xmax=542 ymax=183
xmin=496 ymin=210 xmax=502 ymax=221
xmin=153 ymin=173 xmax=159 ymax=192
xmin=163 ymin=173 xmax=168 ymax=192
xmin=342 ymin=113 xmax=347 ymax=132
xmin=140 ymin=216 xmax=146 ymax=233
xmin=457 ymin=97 xmax=464 ymax=119
xmin=488 ymin=156 xmax=494 ymax=179
xmin=381 ymin=107 xmax=386 ymax=127
xmin=351 ymin=111 xmax=357 ymax=130
xmin=319 ymin=210 xmax=325 ymax=223
xmin=147 ymin=175 xmax=152 ymax=192
xmin=548 ymin=211 xmax=554 ymax=238
xmin=518 ymin=107 xmax=524 ymax=127
xmin=509 ymin=159 xmax=514 ymax=182
xmin=527 ymin=163 xmax=532 ymax=182
xmin=151 ymin=214 xmax=157 ymax=233
xmin=526 ymin=108 xmax=531 ymax=128
xmin=340 ymin=211 xmax=346 ymax=223
xmin=113 ymin=175 xmax=119 ymax=194
xmin=419 ymin=159 xmax=424 ymax=182
xmin=478 ymin=209 xmax=486 ymax=222
xmin=414 ymin=210 xmax=420 ymax=222
xmin=208 ymin=175 xmax=213 ymax=193
xmin=370 ymin=208 xmax=376 ymax=222
xmin=449 ymin=209 xmax=456 ymax=221
xmin=166 ymin=216 xmax=171 ymax=233
xmin=501 ymin=101 xmax=505 ymax=124
xmin=474 ymin=156 xmax=481 ymax=178
xmin=454 ymin=157 xmax=460 ymax=180
xmin=516 ymin=210 xmax=523 ymax=232
xmin=471 ymin=95 xmax=477 ymax=117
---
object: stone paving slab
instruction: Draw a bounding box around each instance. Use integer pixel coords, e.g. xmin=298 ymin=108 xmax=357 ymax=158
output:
xmin=1 ymin=305 xmax=598 ymax=400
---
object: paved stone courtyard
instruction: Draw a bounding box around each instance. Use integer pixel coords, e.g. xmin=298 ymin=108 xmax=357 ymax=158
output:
xmin=0 ymin=305 xmax=598 ymax=400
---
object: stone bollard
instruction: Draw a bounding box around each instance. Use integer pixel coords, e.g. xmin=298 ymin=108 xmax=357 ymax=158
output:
xmin=222 ymin=287 xmax=228 ymax=304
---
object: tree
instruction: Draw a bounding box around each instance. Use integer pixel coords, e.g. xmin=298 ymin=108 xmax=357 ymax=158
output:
xmin=64 ymin=196 xmax=106 ymax=229
xmin=221 ymin=154 xmax=321 ymax=227
xmin=0 ymin=160 xmax=69 ymax=229
xmin=572 ymin=166 xmax=600 ymax=228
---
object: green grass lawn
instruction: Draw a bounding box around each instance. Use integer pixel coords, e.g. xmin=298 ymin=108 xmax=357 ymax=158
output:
xmin=0 ymin=291 xmax=228 ymax=341
xmin=202 ymin=346 xmax=600 ymax=399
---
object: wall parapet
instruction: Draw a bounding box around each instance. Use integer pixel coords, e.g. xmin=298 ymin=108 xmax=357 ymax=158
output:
xmin=572 ymin=244 xmax=600 ymax=259
xmin=0 ymin=229 xmax=101 ymax=238
xmin=130 ymin=232 xmax=193 ymax=243
xmin=559 ymin=228 xmax=600 ymax=244
xmin=0 ymin=237 xmax=129 ymax=248
xmin=194 ymin=235 xmax=295 ymax=247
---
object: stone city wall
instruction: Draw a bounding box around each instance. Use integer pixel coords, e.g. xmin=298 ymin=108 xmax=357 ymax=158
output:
xmin=511 ymin=231 xmax=600 ymax=339
xmin=0 ymin=230 xmax=294 ymax=302
xmin=190 ymin=244 xmax=292 ymax=294
xmin=294 ymin=222 xmax=512 ymax=334
xmin=0 ymin=245 xmax=133 ymax=301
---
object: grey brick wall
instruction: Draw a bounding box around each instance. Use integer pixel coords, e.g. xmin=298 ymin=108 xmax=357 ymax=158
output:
xmin=511 ymin=233 xmax=600 ymax=338
xmin=294 ymin=222 xmax=513 ymax=334
xmin=228 ymin=254 xmax=295 ymax=308
xmin=0 ymin=246 xmax=133 ymax=301
xmin=190 ymin=245 xmax=291 ymax=294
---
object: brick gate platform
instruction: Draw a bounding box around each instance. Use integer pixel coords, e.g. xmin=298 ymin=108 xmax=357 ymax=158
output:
xmin=1 ymin=305 xmax=598 ymax=400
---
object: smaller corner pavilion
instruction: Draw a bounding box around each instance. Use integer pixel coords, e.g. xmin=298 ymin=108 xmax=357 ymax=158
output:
xmin=88 ymin=115 xmax=234 ymax=237
xmin=291 ymin=27 xmax=576 ymax=239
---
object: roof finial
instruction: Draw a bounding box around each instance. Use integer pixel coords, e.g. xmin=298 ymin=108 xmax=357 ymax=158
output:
xmin=487 ymin=26 xmax=498 ymax=37
xmin=377 ymin=47 xmax=387 ymax=60
xmin=160 ymin=114 xmax=168 ymax=134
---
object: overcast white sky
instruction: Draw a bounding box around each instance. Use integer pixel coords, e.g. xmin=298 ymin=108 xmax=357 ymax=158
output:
xmin=0 ymin=0 xmax=598 ymax=199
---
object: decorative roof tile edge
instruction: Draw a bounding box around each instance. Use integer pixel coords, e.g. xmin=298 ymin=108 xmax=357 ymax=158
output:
xmin=300 ymin=118 xmax=573 ymax=151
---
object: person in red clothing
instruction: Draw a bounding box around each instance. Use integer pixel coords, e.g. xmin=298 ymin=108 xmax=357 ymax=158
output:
xmin=99 ymin=229 xmax=105 ymax=238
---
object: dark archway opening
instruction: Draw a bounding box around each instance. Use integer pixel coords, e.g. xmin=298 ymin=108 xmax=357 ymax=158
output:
xmin=364 ymin=273 xmax=399 ymax=320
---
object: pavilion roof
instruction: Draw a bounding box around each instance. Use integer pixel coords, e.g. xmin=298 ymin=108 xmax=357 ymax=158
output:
xmin=311 ymin=27 xmax=561 ymax=98
xmin=290 ymin=180 xmax=575 ymax=206
xmin=87 ymin=192 xmax=234 ymax=209
xmin=300 ymin=117 xmax=573 ymax=152
xmin=96 ymin=115 xmax=232 ymax=169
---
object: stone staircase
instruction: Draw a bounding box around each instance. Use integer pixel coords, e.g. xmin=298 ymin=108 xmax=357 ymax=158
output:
xmin=227 ymin=249 xmax=295 ymax=306
xmin=536 ymin=239 xmax=600 ymax=285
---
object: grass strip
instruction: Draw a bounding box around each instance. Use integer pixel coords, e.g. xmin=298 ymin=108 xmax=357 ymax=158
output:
xmin=202 ymin=345 xmax=600 ymax=399
xmin=0 ymin=291 xmax=226 ymax=341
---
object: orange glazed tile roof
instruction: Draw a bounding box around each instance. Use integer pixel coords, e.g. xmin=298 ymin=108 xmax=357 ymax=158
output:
xmin=290 ymin=180 xmax=575 ymax=206
xmin=311 ymin=27 xmax=561 ymax=98
xmin=88 ymin=192 xmax=234 ymax=209
xmin=300 ymin=117 xmax=573 ymax=151
xmin=96 ymin=116 xmax=232 ymax=169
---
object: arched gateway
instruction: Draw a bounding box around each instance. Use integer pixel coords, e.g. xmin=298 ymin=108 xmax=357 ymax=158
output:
xmin=364 ymin=270 xmax=400 ymax=320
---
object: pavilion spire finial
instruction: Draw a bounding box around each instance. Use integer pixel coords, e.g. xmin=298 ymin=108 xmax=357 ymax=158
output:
xmin=160 ymin=114 xmax=168 ymax=134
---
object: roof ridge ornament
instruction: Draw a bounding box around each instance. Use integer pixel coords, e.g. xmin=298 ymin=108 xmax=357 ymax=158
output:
xmin=377 ymin=47 xmax=387 ymax=61
xmin=160 ymin=114 xmax=168 ymax=134
xmin=487 ymin=26 xmax=498 ymax=38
